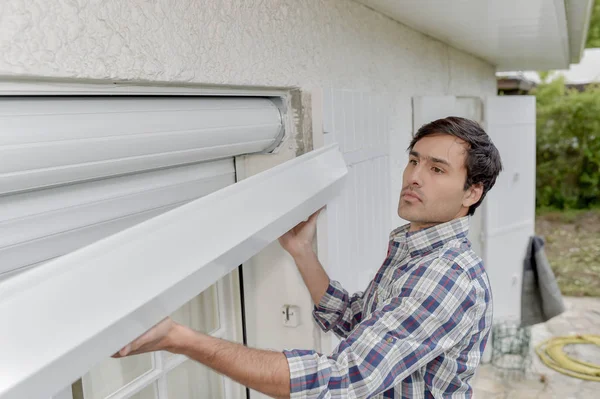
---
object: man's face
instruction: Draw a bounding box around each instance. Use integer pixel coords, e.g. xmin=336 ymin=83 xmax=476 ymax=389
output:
xmin=398 ymin=133 xmax=481 ymax=231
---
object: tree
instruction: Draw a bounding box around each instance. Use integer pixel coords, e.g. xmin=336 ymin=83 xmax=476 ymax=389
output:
xmin=586 ymin=0 xmax=600 ymax=48
xmin=533 ymin=75 xmax=600 ymax=209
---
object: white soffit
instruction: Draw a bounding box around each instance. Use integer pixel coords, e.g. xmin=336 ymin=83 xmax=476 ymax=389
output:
xmin=355 ymin=0 xmax=592 ymax=71
xmin=0 ymin=145 xmax=347 ymax=399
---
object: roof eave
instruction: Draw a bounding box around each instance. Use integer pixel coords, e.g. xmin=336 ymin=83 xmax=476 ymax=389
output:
xmin=566 ymin=0 xmax=595 ymax=64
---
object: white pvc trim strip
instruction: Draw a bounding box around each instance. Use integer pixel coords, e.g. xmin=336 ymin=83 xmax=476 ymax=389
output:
xmin=0 ymin=144 xmax=347 ymax=399
xmin=0 ymin=80 xmax=288 ymax=98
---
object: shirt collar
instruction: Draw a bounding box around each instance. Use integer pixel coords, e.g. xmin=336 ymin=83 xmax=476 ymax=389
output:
xmin=390 ymin=216 xmax=470 ymax=257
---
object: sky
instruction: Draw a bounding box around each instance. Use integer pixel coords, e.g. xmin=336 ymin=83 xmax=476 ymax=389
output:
xmin=497 ymin=48 xmax=600 ymax=84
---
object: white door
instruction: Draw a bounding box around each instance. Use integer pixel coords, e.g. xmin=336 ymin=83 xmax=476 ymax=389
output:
xmin=482 ymin=96 xmax=536 ymax=322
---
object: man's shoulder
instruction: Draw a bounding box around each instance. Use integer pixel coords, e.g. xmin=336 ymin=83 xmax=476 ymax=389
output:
xmin=422 ymin=238 xmax=486 ymax=282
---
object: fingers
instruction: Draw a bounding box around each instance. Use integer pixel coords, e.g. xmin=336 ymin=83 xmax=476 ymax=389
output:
xmin=112 ymin=341 xmax=135 ymax=358
xmin=111 ymin=329 xmax=152 ymax=358
xmin=287 ymin=208 xmax=323 ymax=232
xmin=112 ymin=338 xmax=147 ymax=358
xmin=114 ymin=345 xmax=128 ymax=357
xmin=307 ymin=208 xmax=323 ymax=224
xmin=112 ymin=318 xmax=175 ymax=358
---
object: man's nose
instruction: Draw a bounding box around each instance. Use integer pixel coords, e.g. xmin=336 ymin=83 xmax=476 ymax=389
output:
xmin=408 ymin=164 xmax=423 ymax=187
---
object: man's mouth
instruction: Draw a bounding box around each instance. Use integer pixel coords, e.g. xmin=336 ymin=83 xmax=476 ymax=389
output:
xmin=402 ymin=191 xmax=422 ymax=202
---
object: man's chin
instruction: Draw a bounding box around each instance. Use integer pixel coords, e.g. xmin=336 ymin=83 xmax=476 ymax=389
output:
xmin=398 ymin=208 xmax=421 ymax=222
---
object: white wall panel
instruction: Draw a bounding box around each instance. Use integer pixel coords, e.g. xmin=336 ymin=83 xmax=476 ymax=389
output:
xmin=389 ymin=97 xmax=413 ymax=228
xmin=320 ymin=89 xmax=392 ymax=295
xmin=412 ymin=96 xmax=456 ymax=133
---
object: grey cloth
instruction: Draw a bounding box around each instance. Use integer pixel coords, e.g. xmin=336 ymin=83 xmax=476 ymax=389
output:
xmin=521 ymin=235 xmax=565 ymax=327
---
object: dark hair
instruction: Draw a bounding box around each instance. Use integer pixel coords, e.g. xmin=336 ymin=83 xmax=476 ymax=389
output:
xmin=408 ymin=116 xmax=502 ymax=216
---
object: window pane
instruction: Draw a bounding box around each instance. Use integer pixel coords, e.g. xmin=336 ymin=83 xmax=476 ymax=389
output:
xmin=166 ymin=285 xmax=220 ymax=361
xmin=79 ymin=354 xmax=153 ymax=399
xmin=166 ymin=360 xmax=223 ymax=399
xmin=170 ymin=284 xmax=220 ymax=333
xmin=129 ymin=382 xmax=157 ymax=399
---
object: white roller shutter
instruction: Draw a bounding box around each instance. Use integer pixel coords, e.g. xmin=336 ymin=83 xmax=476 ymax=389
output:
xmin=0 ymin=96 xmax=283 ymax=276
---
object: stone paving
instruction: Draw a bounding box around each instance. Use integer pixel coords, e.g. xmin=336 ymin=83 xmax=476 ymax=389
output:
xmin=472 ymin=297 xmax=600 ymax=398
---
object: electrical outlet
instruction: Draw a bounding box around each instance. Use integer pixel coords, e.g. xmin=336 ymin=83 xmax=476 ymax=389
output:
xmin=281 ymin=305 xmax=300 ymax=327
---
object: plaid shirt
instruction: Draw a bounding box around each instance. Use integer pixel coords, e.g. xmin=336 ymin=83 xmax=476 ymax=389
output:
xmin=284 ymin=217 xmax=492 ymax=398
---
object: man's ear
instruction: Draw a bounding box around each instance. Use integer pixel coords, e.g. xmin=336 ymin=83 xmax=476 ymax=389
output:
xmin=463 ymin=183 xmax=484 ymax=208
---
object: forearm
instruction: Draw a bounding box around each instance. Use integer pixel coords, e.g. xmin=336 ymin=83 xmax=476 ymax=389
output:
xmin=293 ymin=249 xmax=330 ymax=305
xmin=167 ymin=325 xmax=290 ymax=399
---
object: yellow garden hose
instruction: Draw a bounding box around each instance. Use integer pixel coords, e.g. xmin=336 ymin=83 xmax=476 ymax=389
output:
xmin=535 ymin=335 xmax=600 ymax=382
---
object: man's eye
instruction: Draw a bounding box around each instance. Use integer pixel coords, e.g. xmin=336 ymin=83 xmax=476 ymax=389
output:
xmin=432 ymin=167 xmax=444 ymax=174
xmin=409 ymin=159 xmax=418 ymax=165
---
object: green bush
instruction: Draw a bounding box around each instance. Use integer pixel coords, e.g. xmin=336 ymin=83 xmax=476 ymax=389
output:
xmin=533 ymin=76 xmax=600 ymax=209
xmin=586 ymin=0 xmax=600 ymax=48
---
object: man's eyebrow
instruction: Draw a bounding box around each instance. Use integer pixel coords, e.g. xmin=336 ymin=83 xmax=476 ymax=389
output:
xmin=409 ymin=150 xmax=419 ymax=158
xmin=409 ymin=150 xmax=451 ymax=167
xmin=430 ymin=156 xmax=451 ymax=167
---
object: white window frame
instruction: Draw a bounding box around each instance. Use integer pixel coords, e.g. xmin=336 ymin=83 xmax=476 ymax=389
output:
xmin=82 ymin=274 xmax=242 ymax=399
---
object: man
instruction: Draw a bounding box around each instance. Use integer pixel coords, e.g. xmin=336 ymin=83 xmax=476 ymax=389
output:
xmin=114 ymin=117 xmax=502 ymax=398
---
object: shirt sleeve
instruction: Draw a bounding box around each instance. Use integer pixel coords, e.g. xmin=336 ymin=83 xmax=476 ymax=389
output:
xmin=284 ymin=261 xmax=478 ymax=399
xmin=312 ymin=280 xmax=369 ymax=339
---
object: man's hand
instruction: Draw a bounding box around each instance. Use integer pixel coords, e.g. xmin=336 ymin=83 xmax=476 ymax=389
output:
xmin=278 ymin=209 xmax=321 ymax=259
xmin=113 ymin=317 xmax=291 ymax=398
xmin=112 ymin=317 xmax=181 ymax=358
xmin=279 ymin=209 xmax=330 ymax=305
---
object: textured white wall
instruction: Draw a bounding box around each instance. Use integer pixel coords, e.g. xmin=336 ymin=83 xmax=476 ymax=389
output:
xmin=0 ymin=0 xmax=495 ymax=95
